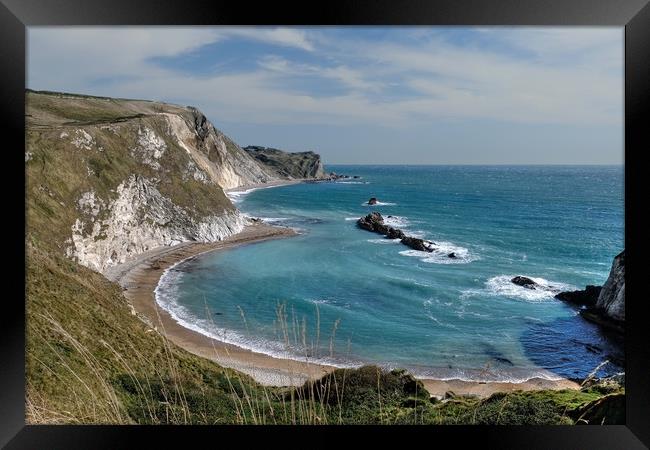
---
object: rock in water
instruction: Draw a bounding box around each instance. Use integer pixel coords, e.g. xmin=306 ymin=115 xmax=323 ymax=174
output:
xmin=368 ymin=197 xmax=378 ymax=205
xmin=401 ymin=236 xmax=434 ymax=252
xmin=555 ymin=285 xmax=602 ymax=307
xmin=357 ymin=211 xmax=435 ymax=253
xmin=357 ymin=212 xmax=384 ymax=232
xmin=448 ymin=252 xmax=456 ymax=258
xmin=511 ymin=276 xmax=538 ymax=289
xmin=375 ymin=223 xmax=390 ymax=235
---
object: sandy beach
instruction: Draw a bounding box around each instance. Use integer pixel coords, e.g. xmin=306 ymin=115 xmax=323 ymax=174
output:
xmin=108 ymin=220 xmax=580 ymax=398
xmin=224 ymin=178 xmax=305 ymax=195
xmin=108 ymin=222 xmax=337 ymax=386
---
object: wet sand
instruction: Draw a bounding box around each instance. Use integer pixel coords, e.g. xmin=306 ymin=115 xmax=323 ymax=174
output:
xmin=109 ymin=222 xmax=580 ymax=397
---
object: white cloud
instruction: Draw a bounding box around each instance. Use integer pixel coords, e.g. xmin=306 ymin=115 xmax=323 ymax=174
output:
xmin=27 ymin=27 xmax=622 ymax=129
xmin=476 ymin=27 xmax=622 ymax=63
xmin=258 ymin=55 xmax=383 ymax=92
xmin=223 ymin=28 xmax=315 ymax=51
xmin=27 ymin=27 xmax=221 ymax=87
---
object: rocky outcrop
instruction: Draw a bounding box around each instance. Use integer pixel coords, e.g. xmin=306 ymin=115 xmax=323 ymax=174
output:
xmin=554 ymin=251 xmax=625 ymax=333
xmin=368 ymin=197 xmax=378 ymax=205
xmin=595 ymin=251 xmax=625 ymax=322
xmin=244 ymin=146 xmax=325 ymax=179
xmin=511 ymin=276 xmax=538 ymax=289
xmin=401 ymin=236 xmax=435 ymax=252
xmin=357 ymin=211 xmax=384 ymax=232
xmin=387 ymin=227 xmax=405 ymax=240
xmin=356 ymin=212 xmax=444 ymax=255
xmin=554 ymin=285 xmax=602 ymax=307
xmin=65 ymin=175 xmax=247 ymax=272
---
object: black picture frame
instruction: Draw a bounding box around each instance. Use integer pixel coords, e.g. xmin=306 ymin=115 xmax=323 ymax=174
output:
xmin=2 ymin=0 xmax=649 ymax=448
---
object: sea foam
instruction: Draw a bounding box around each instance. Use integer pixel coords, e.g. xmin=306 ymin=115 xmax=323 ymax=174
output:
xmin=481 ymin=275 xmax=576 ymax=302
xmin=399 ymin=241 xmax=477 ymax=264
xmin=362 ymin=201 xmax=396 ymax=206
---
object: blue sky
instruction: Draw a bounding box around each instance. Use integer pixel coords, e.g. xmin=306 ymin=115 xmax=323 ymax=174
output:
xmin=28 ymin=27 xmax=623 ymax=164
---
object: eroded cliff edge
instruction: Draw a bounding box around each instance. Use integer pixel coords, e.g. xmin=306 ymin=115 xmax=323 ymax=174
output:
xmin=25 ymin=90 xmax=321 ymax=273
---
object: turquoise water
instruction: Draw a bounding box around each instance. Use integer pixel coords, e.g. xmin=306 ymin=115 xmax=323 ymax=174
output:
xmin=156 ymin=165 xmax=624 ymax=381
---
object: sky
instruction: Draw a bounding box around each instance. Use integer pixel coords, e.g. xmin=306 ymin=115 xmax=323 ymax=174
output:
xmin=27 ymin=27 xmax=623 ymax=165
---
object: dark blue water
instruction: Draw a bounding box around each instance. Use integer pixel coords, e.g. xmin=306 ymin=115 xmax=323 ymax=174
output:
xmin=156 ymin=166 xmax=624 ymax=381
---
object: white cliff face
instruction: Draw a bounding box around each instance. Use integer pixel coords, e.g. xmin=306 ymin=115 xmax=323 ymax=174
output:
xmin=61 ymin=110 xmax=278 ymax=274
xmin=66 ymin=175 xmax=249 ymax=273
xmin=596 ymin=251 xmax=625 ymax=321
xmin=71 ymin=129 xmax=96 ymax=150
xmin=131 ymin=127 xmax=167 ymax=170
xmin=28 ymin=92 xmax=305 ymax=276
xmin=164 ymin=112 xmax=277 ymax=189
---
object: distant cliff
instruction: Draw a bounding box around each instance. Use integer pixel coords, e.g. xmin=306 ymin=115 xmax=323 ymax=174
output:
xmin=244 ymin=146 xmax=325 ymax=180
xmin=25 ymin=90 xmax=289 ymax=273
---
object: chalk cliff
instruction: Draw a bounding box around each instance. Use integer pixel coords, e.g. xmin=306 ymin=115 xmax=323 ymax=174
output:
xmin=25 ymin=90 xmax=322 ymax=273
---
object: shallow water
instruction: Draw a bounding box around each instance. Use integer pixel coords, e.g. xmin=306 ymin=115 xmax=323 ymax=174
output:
xmin=156 ymin=165 xmax=624 ymax=381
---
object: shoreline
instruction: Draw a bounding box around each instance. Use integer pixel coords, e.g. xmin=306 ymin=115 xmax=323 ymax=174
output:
xmin=110 ymin=223 xmax=580 ymax=398
xmin=224 ymin=178 xmax=305 ymax=195
xmin=112 ymin=222 xmax=338 ymax=386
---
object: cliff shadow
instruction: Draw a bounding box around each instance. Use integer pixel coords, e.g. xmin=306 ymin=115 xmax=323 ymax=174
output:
xmin=519 ymin=312 xmax=624 ymax=380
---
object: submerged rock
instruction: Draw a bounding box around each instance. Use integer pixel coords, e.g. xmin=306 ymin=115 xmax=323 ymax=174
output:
xmin=368 ymin=197 xmax=378 ymax=205
xmin=511 ymin=276 xmax=538 ymax=289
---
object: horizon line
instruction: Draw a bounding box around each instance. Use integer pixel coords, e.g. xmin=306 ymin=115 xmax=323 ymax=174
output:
xmin=324 ymin=163 xmax=624 ymax=166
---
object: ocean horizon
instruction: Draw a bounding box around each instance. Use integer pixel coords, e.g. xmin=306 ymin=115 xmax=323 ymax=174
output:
xmin=155 ymin=164 xmax=624 ymax=382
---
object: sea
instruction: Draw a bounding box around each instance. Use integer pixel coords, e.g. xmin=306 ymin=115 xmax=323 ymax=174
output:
xmin=155 ymin=165 xmax=624 ymax=382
